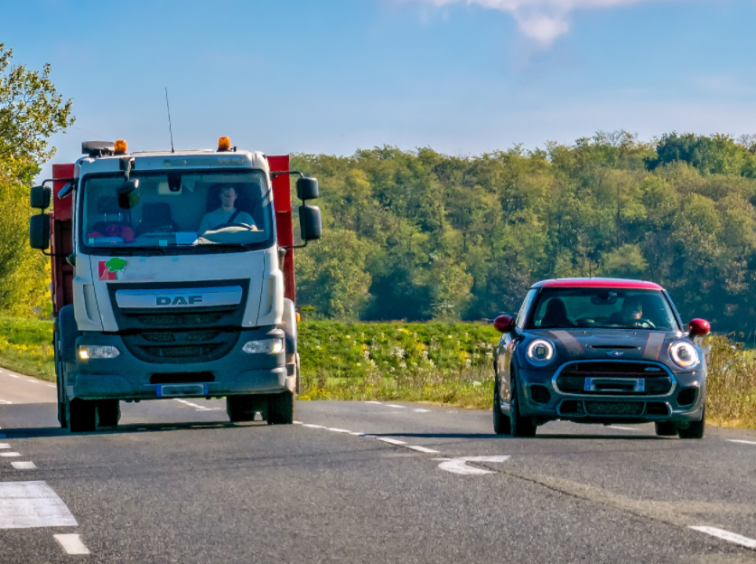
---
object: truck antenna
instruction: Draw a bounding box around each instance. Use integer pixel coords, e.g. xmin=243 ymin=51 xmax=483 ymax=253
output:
xmin=165 ymin=87 xmax=175 ymax=153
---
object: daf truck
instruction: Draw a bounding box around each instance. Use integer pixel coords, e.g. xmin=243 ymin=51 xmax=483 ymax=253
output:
xmin=29 ymin=137 xmax=321 ymax=432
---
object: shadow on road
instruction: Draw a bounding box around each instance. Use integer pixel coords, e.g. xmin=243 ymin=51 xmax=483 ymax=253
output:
xmin=373 ymin=432 xmax=662 ymax=441
xmin=0 ymin=420 xmax=267 ymax=439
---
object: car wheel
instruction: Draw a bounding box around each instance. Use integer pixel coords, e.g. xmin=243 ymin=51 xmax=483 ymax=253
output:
xmin=510 ymin=371 xmax=537 ymax=438
xmin=678 ymin=408 xmax=705 ymax=440
xmin=654 ymin=421 xmax=677 ymax=437
xmin=493 ymin=380 xmax=511 ymax=435
xmin=67 ymin=398 xmax=96 ymax=433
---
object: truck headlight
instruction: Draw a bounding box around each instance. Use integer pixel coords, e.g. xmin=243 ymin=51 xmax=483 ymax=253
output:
xmin=79 ymin=345 xmax=120 ymax=360
xmin=243 ymin=338 xmax=284 ymax=354
xmin=526 ymin=339 xmax=555 ymax=366
xmin=670 ymin=341 xmax=699 ymax=369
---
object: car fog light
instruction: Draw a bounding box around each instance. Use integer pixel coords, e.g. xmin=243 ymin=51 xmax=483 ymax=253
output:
xmin=79 ymin=345 xmax=120 ymax=360
xmin=243 ymin=338 xmax=284 ymax=354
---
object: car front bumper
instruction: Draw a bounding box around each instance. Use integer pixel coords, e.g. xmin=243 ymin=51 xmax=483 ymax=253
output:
xmin=508 ymin=366 xmax=706 ymax=425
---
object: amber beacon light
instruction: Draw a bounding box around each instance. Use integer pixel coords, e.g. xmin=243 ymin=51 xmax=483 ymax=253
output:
xmin=114 ymin=139 xmax=128 ymax=154
xmin=218 ymin=136 xmax=231 ymax=151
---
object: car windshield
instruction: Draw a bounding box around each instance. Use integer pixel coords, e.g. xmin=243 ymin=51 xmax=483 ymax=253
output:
xmin=80 ymin=170 xmax=272 ymax=252
xmin=528 ymin=288 xmax=679 ymax=331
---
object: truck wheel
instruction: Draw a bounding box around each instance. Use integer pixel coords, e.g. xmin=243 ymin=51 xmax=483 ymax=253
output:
xmin=678 ymin=408 xmax=705 ymax=440
xmin=654 ymin=421 xmax=677 ymax=437
xmin=226 ymin=395 xmax=266 ymax=423
xmin=509 ymin=372 xmax=537 ymax=438
xmin=268 ymin=391 xmax=294 ymax=425
xmin=493 ymin=381 xmax=511 ymax=435
xmin=67 ymin=398 xmax=96 ymax=433
xmin=54 ymin=333 xmax=67 ymax=429
xmin=96 ymin=400 xmax=120 ymax=428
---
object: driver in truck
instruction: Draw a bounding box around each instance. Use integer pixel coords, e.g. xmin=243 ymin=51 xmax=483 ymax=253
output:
xmin=199 ymin=184 xmax=256 ymax=234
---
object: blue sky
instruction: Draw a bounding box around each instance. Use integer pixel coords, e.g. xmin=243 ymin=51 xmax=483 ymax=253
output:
xmin=2 ymin=0 xmax=755 ymax=179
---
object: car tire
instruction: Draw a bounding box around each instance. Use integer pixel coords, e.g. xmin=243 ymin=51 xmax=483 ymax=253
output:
xmin=96 ymin=400 xmax=120 ymax=428
xmin=226 ymin=395 xmax=266 ymax=423
xmin=268 ymin=391 xmax=295 ymax=425
xmin=67 ymin=398 xmax=96 ymax=433
xmin=493 ymin=380 xmax=511 ymax=435
xmin=654 ymin=421 xmax=677 ymax=436
xmin=509 ymin=371 xmax=537 ymax=438
xmin=678 ymin=408 xmax=705 ymax=440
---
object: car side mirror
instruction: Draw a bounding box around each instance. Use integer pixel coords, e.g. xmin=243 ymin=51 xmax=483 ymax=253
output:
xmin=29 ymin=214 xmax=50 ymax=250
xmin=493 ymin=314 xmax=516 ymax=333
xmin=688 ymin=318 xmax=710 ymax=338
xmin=296 ymin=177 xmax=319 ymax=201
xmin=30 ymin=186 xmax=51 ymax=209
xmin=299 ymin=205 xmax=322 ymax=241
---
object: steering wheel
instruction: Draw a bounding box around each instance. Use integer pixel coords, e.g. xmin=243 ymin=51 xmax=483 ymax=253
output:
xmin=635 ymin=318 xmax=656 ymax=329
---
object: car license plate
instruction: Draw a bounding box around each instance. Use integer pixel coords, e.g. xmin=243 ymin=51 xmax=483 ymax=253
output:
xmin=156 ymin=384 xmax=207 ymax=397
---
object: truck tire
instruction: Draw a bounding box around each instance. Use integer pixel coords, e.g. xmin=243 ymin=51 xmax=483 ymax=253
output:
xmin=67 ymin=398 xmax=96 ymax=433
xmin=54 ymin=331 xmax=68 ymax=429
xmin=96 ymin=400 xmax=120 ymax=428
xmin=226 ymin=395 xmax=266 ymax=423
xmin=268 ymin=391 xmax=294 ymax=425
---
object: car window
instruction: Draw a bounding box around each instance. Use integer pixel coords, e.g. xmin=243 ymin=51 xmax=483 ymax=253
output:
xmin=528 ymin=288 xmax=679 ymax=331
xmin=516 ymin=289 xmax=538 ymax=329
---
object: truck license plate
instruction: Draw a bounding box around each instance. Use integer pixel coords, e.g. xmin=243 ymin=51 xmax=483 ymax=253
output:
xmin=157 ymin=384 xmax=207 ymax=397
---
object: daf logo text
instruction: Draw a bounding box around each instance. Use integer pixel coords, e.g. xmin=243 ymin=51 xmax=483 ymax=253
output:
xmin=156 ymin=295 xmax=203 ymax=306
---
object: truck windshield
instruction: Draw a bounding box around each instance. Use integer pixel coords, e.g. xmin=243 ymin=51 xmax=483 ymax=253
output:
xmin=528 ymin=288 xmax=680 ymax=331
xmin=80 ymin=170 xmax=273 ymax=253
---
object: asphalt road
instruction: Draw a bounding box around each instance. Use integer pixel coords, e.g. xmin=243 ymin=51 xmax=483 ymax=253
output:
xmin=1 ymin=372 xmax=756 ymax=563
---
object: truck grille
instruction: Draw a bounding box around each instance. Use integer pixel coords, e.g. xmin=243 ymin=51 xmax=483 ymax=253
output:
xmin=556 ymin=361 xmax=673 ymax=396
xmin=122 ymin=329 xmax=240 ymax=364
xmin=135 ymin=312 xmax=224 ymax=327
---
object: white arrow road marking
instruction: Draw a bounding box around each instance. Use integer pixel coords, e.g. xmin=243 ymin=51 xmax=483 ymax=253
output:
xmin=54 ymin=534 xmax=90 ymax=555
xmin=435 ymin=456 xmax=511 ymax=476
xmin=690 ymin=526 xmax=756 ymax=549
xmin=0 ymin=481 xmax=77 ymax=529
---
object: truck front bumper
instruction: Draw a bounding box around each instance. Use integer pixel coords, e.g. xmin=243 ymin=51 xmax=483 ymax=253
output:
xmin=67 ymin=326 xmax=291 ymax=401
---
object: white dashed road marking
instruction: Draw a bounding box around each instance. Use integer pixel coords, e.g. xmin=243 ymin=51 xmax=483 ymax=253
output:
xmin=0 ymin=400 xmax=12 ymax=405
xmin=54 ymin=534 xmax=90 ymax=555
xmin=0 ymin=443 xmax=10 ymax=449
xmin=407 ymin=445 xmax=440 ymax=454
xmin=728 ymin=439 xmax=756 ymax=446
xmin=376 ymin=437 xmax=407 ymax=446
xmin=435 ymin=456 xmax=511 ymax=476
xmin=690 ymin=526 xmax=756 ymax=550
xmin=172 ymin=399 xmax=212 ymax=411
xmin=0 ymin=452 xmax=21 ymax=457
xmin=610 ymin=426 xmax=643 ymax=431
xmin=385 ymin=404 xmax=405 ymax=409
xmin=46 ymin=384 xmax=56 ymax=388
xmin=0 ymin=481 xmax=78 ymax=529
xmin=364 ymin=401 xmax=382 ymax=405
xmin=413 ymin=409 xmax=431 ymax=413
xmin=11 ymin=462 xmax=36 ymax=470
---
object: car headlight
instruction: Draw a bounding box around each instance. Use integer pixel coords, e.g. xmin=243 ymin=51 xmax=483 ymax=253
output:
xmin=527 ymin=339 xmax=555 ymax=365
xmin=243 ymin=338 xmax=284 ymax=354
xmin=78 ymin=345 xmax=120 ymax=360
xmin=669 ymin=341 xmax=699 ymax=369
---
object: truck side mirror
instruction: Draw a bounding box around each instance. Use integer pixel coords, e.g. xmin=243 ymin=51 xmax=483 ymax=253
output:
xmin=30 ymin=186 xmax=52 ymax=209
xmin=296 ymin=177 xmax=319 ymax=201
xmin=299 ymin=205 xmax=322 ymax=241
xmin=58 ymin=183 xmax=74 ymax=200
xmin=29 ymin=214 xmax=50 ymax=250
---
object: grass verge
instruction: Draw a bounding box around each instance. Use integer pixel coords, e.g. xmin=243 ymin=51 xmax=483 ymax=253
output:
xmin=0 ymin=316 xmax=753 ymax=428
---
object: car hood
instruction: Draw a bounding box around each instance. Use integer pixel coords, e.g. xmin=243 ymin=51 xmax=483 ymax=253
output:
xmin=527 ymin=328 xmax=685 ymax=364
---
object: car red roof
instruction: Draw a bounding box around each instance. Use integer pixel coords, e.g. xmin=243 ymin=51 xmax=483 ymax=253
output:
xmin=534 ymin=278 xmax=664 ymax=290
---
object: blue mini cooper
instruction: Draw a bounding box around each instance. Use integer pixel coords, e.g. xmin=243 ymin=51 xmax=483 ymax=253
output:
xmin=492 ymin=278 xmax=710 ymax=439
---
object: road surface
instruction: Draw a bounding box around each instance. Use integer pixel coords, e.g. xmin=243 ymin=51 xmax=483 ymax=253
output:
xmin=1 ymin=370 xmax=755 ymax=562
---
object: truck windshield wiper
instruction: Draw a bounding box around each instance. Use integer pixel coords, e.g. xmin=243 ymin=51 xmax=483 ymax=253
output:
xmin=196 ymin=242 xmax=253 ymax=251
xmin=91 ymin=246 xmax=167 ymax=255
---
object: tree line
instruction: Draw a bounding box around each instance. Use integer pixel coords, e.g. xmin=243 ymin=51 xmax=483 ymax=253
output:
xmin=293 ymin=131 xmax=756 ymax=335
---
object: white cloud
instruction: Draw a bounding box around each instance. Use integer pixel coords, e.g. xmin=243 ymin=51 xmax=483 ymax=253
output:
xmin=405 ymin=0 xmax=660 ymax=46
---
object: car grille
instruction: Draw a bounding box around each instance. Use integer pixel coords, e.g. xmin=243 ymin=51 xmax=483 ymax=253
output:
xmin=585 ymin=401 xmax=644 ymax=416
xmin=556 ymin=361 xmax=673 ymax=396
xmin=558 ymin=400 xmax=669 ymax=418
